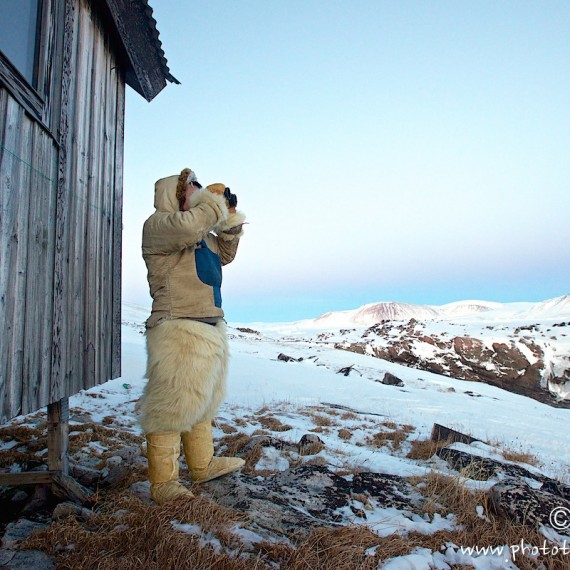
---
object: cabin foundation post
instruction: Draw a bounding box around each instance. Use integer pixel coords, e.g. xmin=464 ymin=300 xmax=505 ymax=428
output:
xmin=0 ymin=397 xmax=92 ymax=504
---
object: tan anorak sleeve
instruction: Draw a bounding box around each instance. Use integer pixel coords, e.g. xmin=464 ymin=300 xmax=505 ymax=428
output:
xmin=214 ymin=211 xmax=246 ymax=266
xmin=142 ymin=190 xmax=228 ymax=255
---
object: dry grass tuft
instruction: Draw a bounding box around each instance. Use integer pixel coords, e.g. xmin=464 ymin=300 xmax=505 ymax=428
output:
xmin=406 ymin=437 xmax=452 ymax=460
xmin=338 ymin=428 xmax=352 ymax=441
xmin=311 ymin=413 xmax=338 ymax=427
xmin=257 ymin=415 xmax=293 ymax=432
xmin=340 ymin=412 xmax=359 ymax=421
xmin=501 ymin=449 xmax=539 ymax=467
xmin=366 ymin=427 xmax=411 ymax=452
xmin=217 ymin=423 xmax=238 ymax=435
xmin=0 ymin=449 xmax=34 ymax=468
xmin=216 ymin=433 xmax=251 ymax=456
xmin=284 ymin=526 xmax=381 ymax=569
xmin=0 ymin=424 xmax=45 ymax=442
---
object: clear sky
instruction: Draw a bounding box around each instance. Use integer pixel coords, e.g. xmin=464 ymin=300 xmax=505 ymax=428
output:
xmin=122 ymin=1 xmax=570 ymax=323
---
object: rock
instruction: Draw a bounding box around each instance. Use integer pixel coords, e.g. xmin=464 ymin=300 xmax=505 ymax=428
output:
xmin=0 ymin=549 xmax=55 ymax=569
xmin=242 ymin=434 xmax=325 ymax=456
xmin=129 ymin=480 xmax=152 ymax=503
xmin=337 ymin=326 xmax=570 ymax=407
xmin=437 ymin=446 xmax=570 ymax=529
xmin=437 ymin=447 xmax=550 ymax=482
xmin=379 ymin=372 xmax=405 ymax=387
xmin=52 ymin=501 xmax=93 ymax=521
xmin=114 ymin=445 xmax=140 ymax=463
xmin=70 ymin=463 xmax=102 ymax=487
xmin=490 ymin=478 xmax=570 ymax=528
xmin=1 ymin=519 xmax=47 ymax=549
xmin=200 ymin=464 xmax=418 ymax=539
xmin=277 ymin=353 xmax=303 ymax=362
xmin=100 ymin=460 xmax=130 ymax=489
xmin=298 ymin=434 xmax=325 ymax=455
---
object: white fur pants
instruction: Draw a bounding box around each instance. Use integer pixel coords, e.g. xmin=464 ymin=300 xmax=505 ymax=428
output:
xmin=138 ymin=319 xmax=228 ymax=434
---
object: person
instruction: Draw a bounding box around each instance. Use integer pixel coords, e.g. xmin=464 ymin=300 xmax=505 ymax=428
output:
xmin=138 ymin=167 xmax=246 ymax=504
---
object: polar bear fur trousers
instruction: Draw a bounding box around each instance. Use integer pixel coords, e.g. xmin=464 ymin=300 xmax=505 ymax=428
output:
xmin=138 ymin=319 xmax=228 ymax=434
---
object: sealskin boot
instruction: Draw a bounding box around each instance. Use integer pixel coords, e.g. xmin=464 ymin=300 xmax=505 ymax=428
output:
xmin=146 ymin=432 xmax=194 ymax=504
xmin=182 ymin=421 xmax=245 ymax=483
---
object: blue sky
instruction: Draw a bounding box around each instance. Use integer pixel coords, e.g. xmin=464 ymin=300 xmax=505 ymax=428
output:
xmin=122 ymin=1 xmax=570 ymax=322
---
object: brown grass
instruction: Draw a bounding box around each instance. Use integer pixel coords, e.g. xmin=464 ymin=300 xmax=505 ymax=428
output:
xmin=501 ymin=449 xmax=539 ymax=467
xmin=310 ymin=413 xmax=338 ymax=427
xmin=15 ymin=465 xmax=570 ymax=570
xmin=216 ymin=433 xmax=251 ymax=456
xmin=340 ymin=412 xmax=359 ymax=421
xmin=338 ymin=429 xmax=352 ymax=441
xmin=257 ymin=415 xmax=293 ymax=432
xmin=406 ymin=437 xmax=452 ymax=460
xmin=366 ymin=426 xmax=413 ymax=452
xmin=217 ymin=423 xmax=238 ymax=435
xmin=0 ymin=449 xmax=34 ymax=468
xmin=22 ymin=494 xmax=262 ymax=570
xmin=0 ymin=424 xmax=45 ymax=442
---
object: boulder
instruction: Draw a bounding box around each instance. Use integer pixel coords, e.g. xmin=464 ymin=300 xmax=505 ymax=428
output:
xmin=379 ymin=372 xmax=405 ymax=387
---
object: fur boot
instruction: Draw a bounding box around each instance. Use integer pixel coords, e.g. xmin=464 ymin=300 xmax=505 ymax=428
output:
xmin=146 ymin=432 xmax=193 ymax=504
xmin=182 ymin=421 xmax=245 ymax=483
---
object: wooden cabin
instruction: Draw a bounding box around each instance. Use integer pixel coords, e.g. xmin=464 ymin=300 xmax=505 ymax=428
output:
xmin=0 ymin=0 xmax=177 ymax=493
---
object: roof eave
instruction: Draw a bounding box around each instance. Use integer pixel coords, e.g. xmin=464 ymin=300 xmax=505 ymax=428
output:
xmin=102 ymin=0 xmax=180 ymax=101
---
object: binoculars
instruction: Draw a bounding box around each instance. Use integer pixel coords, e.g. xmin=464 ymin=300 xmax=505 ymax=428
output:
xmin=224 ymin=187 xmax=238 ymax=209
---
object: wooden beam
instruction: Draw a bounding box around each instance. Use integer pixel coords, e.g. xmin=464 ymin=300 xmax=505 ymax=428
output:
xmin=47 ymin=397 xmax=69 ymax=473
xmin=51 ymin=471 xmax=93 ymax=504
xmin=430 ymin=423 xmax=481 ymax=446
xmin=0 ymin=471 xmax=53 ymax=486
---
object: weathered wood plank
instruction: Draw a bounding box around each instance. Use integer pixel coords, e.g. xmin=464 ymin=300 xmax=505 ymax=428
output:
xmin=47 ymin=398 xmax=69 ymax=473
xmin=51 ymin=470 xmax=93 ymax=504
xmin=430 ymin=423 xmax=481 ymax=446
xmin=0 ymin=95 xmax=31 ymax=421
xmin=0 ymin=471 xmax=53 ymax=486
xmin=50 ymin=0 xmax=77 ymax=405
xmin=112 ymin=77 xmax=124 ymax=380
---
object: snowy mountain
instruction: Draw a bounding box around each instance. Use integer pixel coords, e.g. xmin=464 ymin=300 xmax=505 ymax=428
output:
xmin=315 ymin=302 xmax=440 ymax=327
xmin=310 ymin=295 xmax=570 ymax=328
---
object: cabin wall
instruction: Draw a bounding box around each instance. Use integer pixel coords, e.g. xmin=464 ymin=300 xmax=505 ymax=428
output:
xmin=0 ymin=91 xmax=59 ymax=422
xmin=0 ymin=0 xmax=124 ymax=423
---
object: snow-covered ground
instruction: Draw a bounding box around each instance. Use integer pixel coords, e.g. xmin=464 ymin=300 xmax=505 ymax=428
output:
xmin=8 ymin=301 xmax=564 ymax=569
xmin=118 ymin=303 xmax=570 ymax=480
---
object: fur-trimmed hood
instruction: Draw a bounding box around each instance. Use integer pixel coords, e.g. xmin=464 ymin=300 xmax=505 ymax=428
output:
xmin=154 ymin=174 xmax=180 ymax=212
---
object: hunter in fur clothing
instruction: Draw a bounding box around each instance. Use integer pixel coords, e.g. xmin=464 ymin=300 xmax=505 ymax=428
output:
xmin=138 ymin=168 xmax=246 ymax=504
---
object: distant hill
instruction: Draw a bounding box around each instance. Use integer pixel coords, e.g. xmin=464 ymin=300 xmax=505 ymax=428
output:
xmin=311 ymin=295 xmax=570 ymax=327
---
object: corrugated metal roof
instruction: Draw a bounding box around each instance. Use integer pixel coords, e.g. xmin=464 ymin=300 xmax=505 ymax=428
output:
xmin=137 ymin=0 xmax=180 ymax=86
xmin=103 ymin=0 xmax=180 ymax=101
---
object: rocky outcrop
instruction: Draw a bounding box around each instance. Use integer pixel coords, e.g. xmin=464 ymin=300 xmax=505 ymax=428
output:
xmin=336 ymin=319 xmax=570 ymax=407
xmin=437 ymin=446 xmax=570 ymax=529
xmin=200 ymin=464 xmax=418 ymax=539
